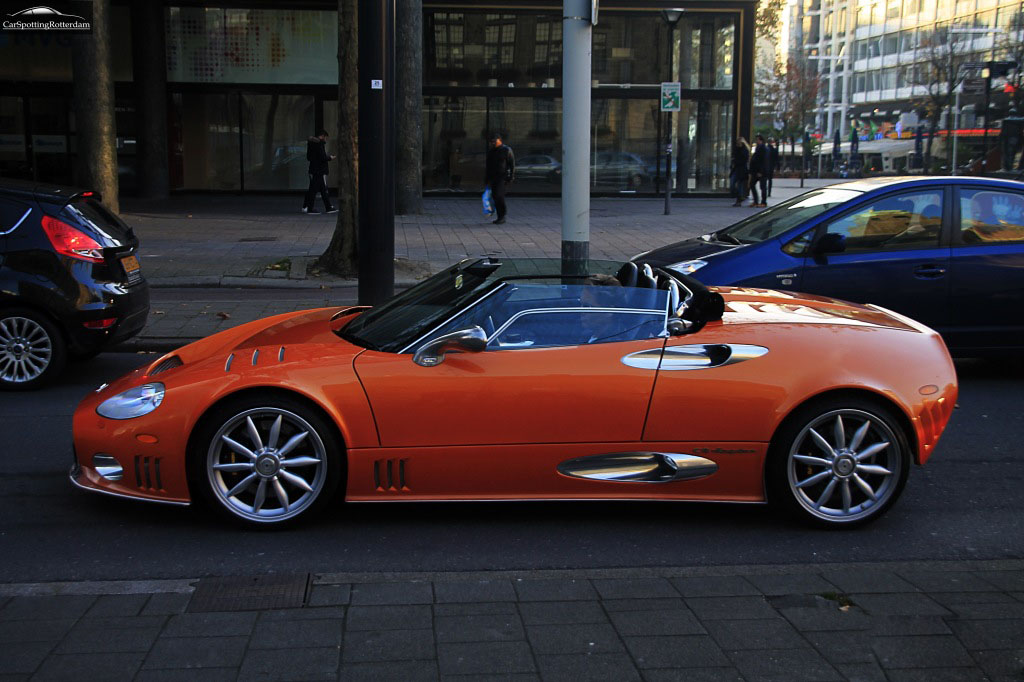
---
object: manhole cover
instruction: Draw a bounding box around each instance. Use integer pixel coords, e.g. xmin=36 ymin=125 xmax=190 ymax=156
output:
xmin=238 ymin=237 xmax=278 ymax=242
xmin=188 ymin=574 xmax=310 ymax=612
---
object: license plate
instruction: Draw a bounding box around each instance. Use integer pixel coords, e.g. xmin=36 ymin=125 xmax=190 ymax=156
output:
xmin=121 ymin=254 xmax=140 ymax=274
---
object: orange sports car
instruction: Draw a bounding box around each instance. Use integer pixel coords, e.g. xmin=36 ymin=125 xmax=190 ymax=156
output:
xmin=71 ymin=258 xmax=957 ymax=528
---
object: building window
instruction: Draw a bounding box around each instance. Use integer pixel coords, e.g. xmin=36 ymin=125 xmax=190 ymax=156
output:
xmin=484 ymin=13 xmax=517 ymax=69
xmin=433 ymin=12 xmax=466 ymax=71
xmin=533 ymin=17 xmax=561 ymax=65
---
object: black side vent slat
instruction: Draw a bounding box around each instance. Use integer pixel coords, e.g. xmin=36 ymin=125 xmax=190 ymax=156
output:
xmin=134 ymin=456 xmax=142 ymax=487
xmin=143 ymin=457 xmax=152 ymax=489
xmin=374 ymin=458 xmax=409 ymax=492
xmin=134 ymin=456 xmax=163 ymax=491
xmin=154 ymin=458 xmax=163 ymax=490
xmin=150 ymin=355 xmax=183 ymax=376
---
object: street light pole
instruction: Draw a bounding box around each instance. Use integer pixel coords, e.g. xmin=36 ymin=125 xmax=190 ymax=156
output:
xmin=561 ymin=0 xmax=595 ymax=276
xmin=661 ymin=9 xmax=682 ymax=216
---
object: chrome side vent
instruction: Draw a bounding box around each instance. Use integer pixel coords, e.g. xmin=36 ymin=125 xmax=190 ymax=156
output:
xmin=134 ymin=456 xmax=164 ymax=491
xmin=373 ymin=458 xmax=409 ymax=492
xmin=149 ymin=355 xmax=183 ymax=376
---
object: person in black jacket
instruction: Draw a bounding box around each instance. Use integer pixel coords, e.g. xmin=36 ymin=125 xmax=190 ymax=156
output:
xmin=302 ymin=130 xmax=336 ymax=214
xmin=748 ymin=134 xmax=769 ymax=207
xmin=730 ymin=137 xmax=750 ymax=206
xmin=485 ymin=133 xmax=515 ymax=224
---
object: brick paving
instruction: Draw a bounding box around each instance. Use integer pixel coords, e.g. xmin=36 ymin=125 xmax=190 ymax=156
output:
xmin=1 ymin=561 xmax=1021 ymax=680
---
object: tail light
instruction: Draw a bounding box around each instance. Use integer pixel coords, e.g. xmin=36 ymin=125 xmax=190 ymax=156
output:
xmin=83 ymin=318 xmax=117 ymax=329
xmin=41 ymin=215 xmax=105 ymax=263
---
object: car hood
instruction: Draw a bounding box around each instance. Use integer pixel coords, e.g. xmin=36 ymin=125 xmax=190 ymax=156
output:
xmin=716 ymin=286 xmax=920 ymax=332
xmin=635 ymin=237 xmax=742 ymax=268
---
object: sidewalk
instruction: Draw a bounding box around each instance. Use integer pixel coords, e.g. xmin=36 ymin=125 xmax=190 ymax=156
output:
xmin=2 ymin=560 xmax=1021 ymax=680
xmin=118 ymin=179 xmax=842 ymax=349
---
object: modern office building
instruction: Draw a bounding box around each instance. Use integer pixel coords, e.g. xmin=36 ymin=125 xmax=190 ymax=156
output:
xmin=0 ymin=1 xmax=756 ymax=197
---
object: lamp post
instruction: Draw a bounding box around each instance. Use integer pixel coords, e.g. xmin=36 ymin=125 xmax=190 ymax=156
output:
xmin=661 ymin=8 xmax=683 ymax=216
xmin=941 ymin=27 xmax=998 ymax=175
xmin=808 ymin=51 xmax=850 ymax=180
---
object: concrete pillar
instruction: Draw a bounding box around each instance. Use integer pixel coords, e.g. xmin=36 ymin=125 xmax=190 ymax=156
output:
xmin=396 ymin=0 xmax=423 ymax=214
xmin=561 ymin=0 xmax=592 ymax=275
xmin=131 ymin=0 xmax=169 ymax=199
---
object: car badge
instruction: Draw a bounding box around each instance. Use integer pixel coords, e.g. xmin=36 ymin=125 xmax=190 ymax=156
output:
xmin=455 ymin=274 xmax=463 ymax=290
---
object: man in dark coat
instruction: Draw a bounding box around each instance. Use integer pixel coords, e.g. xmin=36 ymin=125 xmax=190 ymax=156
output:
xmin=485 ymin=133 xmax=515 ymax=224
xmin=302 ymin=129 xmax=336 ymax=214
xmin=748 ymin=134 xmax=769 ymax=207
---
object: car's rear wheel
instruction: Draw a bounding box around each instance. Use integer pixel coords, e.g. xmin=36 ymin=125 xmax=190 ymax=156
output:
xmin=193 ymin=395 xmax=343 ymax=527
xmin=767 ymin=397 xmax=911 ymax=528
xmin=0 ymin=308 xmax=66 ymax=390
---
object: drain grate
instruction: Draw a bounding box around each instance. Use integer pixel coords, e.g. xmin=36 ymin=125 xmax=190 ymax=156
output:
xmin=188 ymin=573 xmax=310 ymax=612
xmin=238 ymin=236 xmax=278 ymax=242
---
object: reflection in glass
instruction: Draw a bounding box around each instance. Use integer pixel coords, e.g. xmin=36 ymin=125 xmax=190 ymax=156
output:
xmin=591 ymin=99 xmax=660 ymax=192
xmin=240 ymin=94 xmax=315 ymax=191
xmin=0 ymin=97 xmax=28 ymax=180
xmin=676 ymin=99 xmax=734 ymax=192
xmin=677 ymin=15 xmax=735 ymax=90
xmin=423 ymin=96 xmax=487 ymax=191
xmin=171 ymin=92 xmax=241 ymax=190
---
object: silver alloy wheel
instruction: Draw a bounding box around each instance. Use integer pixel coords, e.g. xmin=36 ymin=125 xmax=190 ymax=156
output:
xmin=786 ymin=408 xmax=903 ymax=523
xmin=0 ymin=315 xmax=53 ymax=384
xmin=206 ymin=407 xmax=328 ymax=523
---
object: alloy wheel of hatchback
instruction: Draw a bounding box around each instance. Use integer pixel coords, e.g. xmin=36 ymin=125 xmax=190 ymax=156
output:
xmin=206 ymin=406 xmax=332 ymax=524
xmin=0 ymin=310 xmax=66 ymax=390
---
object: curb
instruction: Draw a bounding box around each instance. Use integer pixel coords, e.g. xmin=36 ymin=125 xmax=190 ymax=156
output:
xmin=147 ymin=276 xmax=423 ymax=289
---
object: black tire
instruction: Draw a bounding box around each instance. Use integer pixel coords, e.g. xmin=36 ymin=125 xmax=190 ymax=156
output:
xmin=0 ymin=307 xmax=67 ymax=390
xmin=189 ymin=393 xmax=344 ymax=527
xmin=766 ymin=395 xmax=911 ymax=529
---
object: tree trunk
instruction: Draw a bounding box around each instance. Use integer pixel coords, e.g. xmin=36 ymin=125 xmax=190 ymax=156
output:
xmin=72 ymin=0 xmax=119 ymax=212
xmin=395 ymin=0 xmax=423 ymax=214
xmin=318 ymin=0 xmax=359 ymax=275
xmin=131 ymin=0 xmax=168 ymax=199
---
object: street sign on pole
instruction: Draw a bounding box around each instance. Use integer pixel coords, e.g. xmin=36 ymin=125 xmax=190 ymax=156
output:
xmin=660 ymin=82 xmax=681 ymax=112
xmin=962 ymin=77 xmax=986 ymax=95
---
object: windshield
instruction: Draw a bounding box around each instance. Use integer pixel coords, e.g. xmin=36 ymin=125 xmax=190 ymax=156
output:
xmin=719 ymin=188 xmax=862 ymax=244
xmin=339 ymin=258 xmax=622 ymax=353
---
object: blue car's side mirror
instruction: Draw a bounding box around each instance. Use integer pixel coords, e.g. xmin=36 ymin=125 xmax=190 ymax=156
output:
xmin=815 ymin=232 xmax=846 ymax=254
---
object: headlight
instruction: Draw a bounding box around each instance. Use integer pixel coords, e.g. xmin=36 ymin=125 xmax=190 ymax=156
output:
xmin=667 ymin=259 xmax=708 ymax=275
xmin=96 ymin=383 xmax=165 ymax=420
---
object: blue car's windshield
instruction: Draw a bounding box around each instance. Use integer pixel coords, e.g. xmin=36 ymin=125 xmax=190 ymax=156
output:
xmin=718 ymin=188 xmax=862 ymax=244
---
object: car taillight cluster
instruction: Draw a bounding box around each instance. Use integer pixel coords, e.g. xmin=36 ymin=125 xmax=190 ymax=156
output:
xmin=40 ymin=215 xmax=105 ymax=263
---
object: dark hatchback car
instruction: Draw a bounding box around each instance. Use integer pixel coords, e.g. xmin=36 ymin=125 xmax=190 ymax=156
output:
xmin=634 ymin=177 xmax=1024 ymax=356
xmin=0 ymin=180 xmax=150 ymax=389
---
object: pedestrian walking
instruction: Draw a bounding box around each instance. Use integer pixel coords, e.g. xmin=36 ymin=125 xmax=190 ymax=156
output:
xmin=748 ymin=134 xmax=769 ymax=207
xmin=730 ymin=137 xmax=750 ymax=207
xmin=302 ymin=129 xmax=336 ymax=214
xmin=767 ymin=137 xmax=779 ymax=198
xmin=485 ymin=133 xmax=515 ymax=224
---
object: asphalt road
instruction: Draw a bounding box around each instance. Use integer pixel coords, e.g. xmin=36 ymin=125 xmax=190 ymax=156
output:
xmin=1 ymin=352 xmax=1021 ymax=584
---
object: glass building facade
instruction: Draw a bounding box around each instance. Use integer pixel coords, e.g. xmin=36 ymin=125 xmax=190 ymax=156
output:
xmin=0 ymin=1 xmax=754 ymax=197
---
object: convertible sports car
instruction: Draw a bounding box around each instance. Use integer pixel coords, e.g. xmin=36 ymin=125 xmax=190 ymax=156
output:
xmin=71 ymin=258 xmax=957 ymax=528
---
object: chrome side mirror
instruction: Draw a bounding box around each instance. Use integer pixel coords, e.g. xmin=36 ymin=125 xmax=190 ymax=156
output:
xmin=413 ymin=326 xmax=487 ymax=367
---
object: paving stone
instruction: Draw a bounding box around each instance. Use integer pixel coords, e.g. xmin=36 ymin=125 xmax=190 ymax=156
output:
xmin=704 ymin=617 xmax=811 ymax=650
xmin=602 ymin=597 xmax=688 ymax=612
xmin=848 ymin=593 xmax=950 ymax=617
xmin=437 ymin=641 xmax=536 ymax=676
xmin=685 ymin=596 xmax=778 ymax=620
xmin=436 ymin=614 xmax=525 ymax=643
xmin=0 ymin=596 xmax=95 ymax=621
xmin=434 ymin=580 xmax=516 ymax=603
xmin=525 ymin=622 xmax=624 ymax=655
xmin=142 ymin=636 xmax=249 ymax=669
xmin=930 ymin=591 xmax=1020 ymax=606
xmin=339 ymin=660 xmax=439 ymax=681
xmin=727 ymin=648 xmax=842 ymax=681
xmin=307 ymin=584 xmax=352 ymax=607
xmin=778 ymin=603 xmax=874 ymax=632
xmin=897 ymin=571 xmax=1001 ymax=593
xmin=591 ymin=578 xmax=679 ymax=600
xmin=884 ymin=670 xmax=990 ymax=682
xmin=624 ymin=635 xmax=731 ymax=668
xmin=249 ymin=618 xmax=343 ymax=649
xmin=820 ymin=569 xmax=919 ymax=594
xmin=349 ymin=582 xmax=433 ymax=605
xmin=31 ymin=652 xmax=146 ymax=682
xmin=669 ymin=576 xmax=761 ymax=598
xmin=971 ymin=648 xmax=1024 ymax=680
xmin=238 ymin=646 xmax=341 ymax=681
xmin=2 ymin=640 xmax=55 ymax=674
xmin=517 ymin=600 xmax=607 ymax=625
xmin=607 ymin=606 xmax=705 ymax=636
xmin=802 ymin=630 xmax=876 ymax=664
xmin=744 ymin=573 xmax=839 ymax=596
xmin=642 ymin=668 xmax=744 ymax=681
xmin=141 ymin=593 xmax=192 ymax=616
xmin=535 ymin=653 xmax=640 ymax=681
xmin=976 ymin=571 xmax=1024 ymax=592
xmin=135 ymin=669 xmax=240 ymax=682
xmin=513 ymin=578 xmax=597 ymax=602
xmin=342 ymin=628 xmax=436 ymax=663
xmin=434 ymin=602 xmax=517 ymax=617
xmin=260 ymin=605 xmax=347 ymax=620
xmin=0 ymin=618 xmax=75 ymax=643
xmin=346 ymin=605 xmax=432 ymax=631
xmin=55 ymin=621 xmax=163 ymax=654
xmin=832 ymin=661 xmax=888 ymax=682
xmin=871 ymin=635 xmax=975 ymax=668
xmin=162 ymin=611 xmax=258 ymax=637
xmin=943 ymin=601 xmax=1024 ymax=619
xmin=948 ymin=618 xmax=1024 ymax=649
xmin=868 ymin=615 xmax=951 ymax=636
xmin=83 ymin=594 xmax=149 ymax=618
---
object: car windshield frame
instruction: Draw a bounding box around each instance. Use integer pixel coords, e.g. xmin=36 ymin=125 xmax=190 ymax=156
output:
xmin=717 ymin=188 xmax=863 ymax=244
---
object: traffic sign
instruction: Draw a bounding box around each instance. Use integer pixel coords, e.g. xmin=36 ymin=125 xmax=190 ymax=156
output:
xmin=660 ymin=82 xmax=681 ymax=112
xmin=962 ymin=77 xmax=986 ymax=95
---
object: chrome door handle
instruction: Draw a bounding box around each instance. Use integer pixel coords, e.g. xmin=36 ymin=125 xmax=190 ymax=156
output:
xmin=913 ymin=265 xmax=946 ymax=279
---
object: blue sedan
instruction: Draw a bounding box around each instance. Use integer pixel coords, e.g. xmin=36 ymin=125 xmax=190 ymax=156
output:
xmin=635 ymin=177 xmax=1024 ymax=355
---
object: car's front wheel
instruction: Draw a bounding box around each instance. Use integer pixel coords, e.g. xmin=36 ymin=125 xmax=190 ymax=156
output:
xmin=0 ymin=308 xmax=67 ymax=390
xmin=192 ymin=394 xmax=343 ymax=526
xmin=767 ymin=397 xmax=911 ymax=528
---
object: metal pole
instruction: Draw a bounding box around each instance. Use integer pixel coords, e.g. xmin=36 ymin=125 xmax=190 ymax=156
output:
xmin=664 ymin=23 xmax=673 ymax=216
xmin=952 ymin=85 xmax=961 ymax=175
xmin=358 ymin=0 xmax=396 ymax=304
xmin=982 ymin=63 xmax=992 ymax=176
xmin=561 ymin=0 xmax=592 ymax=276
